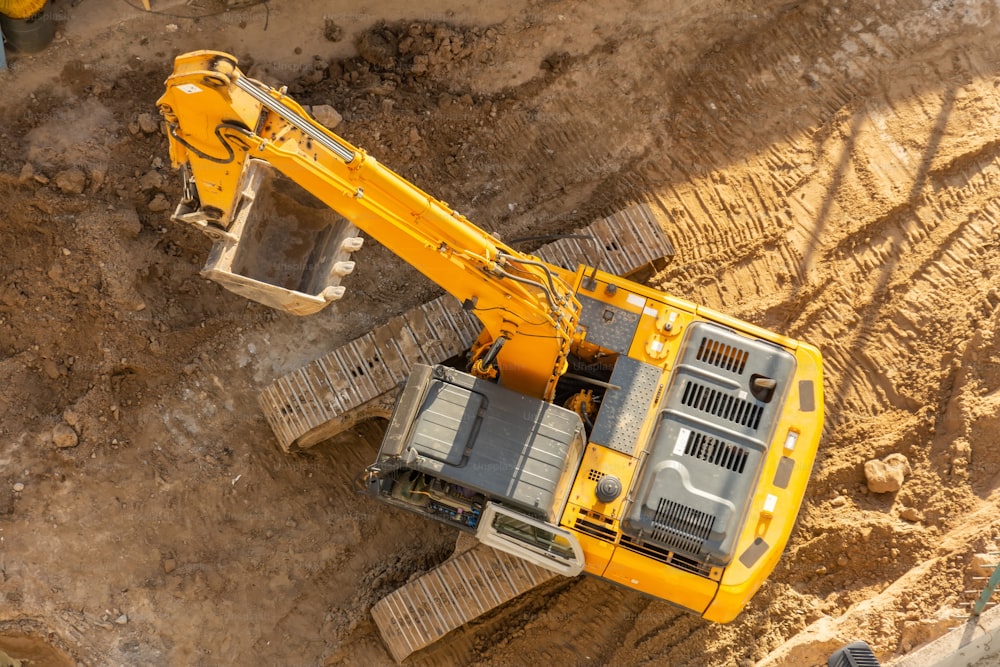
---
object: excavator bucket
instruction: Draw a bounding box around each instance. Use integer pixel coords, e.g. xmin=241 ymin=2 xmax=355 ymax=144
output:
xmin=175 ymin=159 xmax=364 ymax=316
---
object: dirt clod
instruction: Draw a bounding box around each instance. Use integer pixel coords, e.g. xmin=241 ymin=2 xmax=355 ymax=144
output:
xmin=864 ymin=453 xmax=912 ymax=494
xmin=324 ymin=19 xmax=345 ymax=42
xmin=311 ymin=104 xmax=343 ymax=129
xmin=52 ymin=423 xmax=79 ymax=448
xmin=147 ymin=193 xmax=170 ymax=212
xmin=137 ymin=113 xmax=159 ymax=134
xmin=53 ymin=168 xmax=86 ymax=194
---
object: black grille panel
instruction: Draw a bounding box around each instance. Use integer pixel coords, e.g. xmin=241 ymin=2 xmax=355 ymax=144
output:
xmin=684 ymin=430 xmax=749 ymax=474
xmin=650 ymin=498 xmax=714 ymax=555
xmin=680 ymin=380 xmax=763 ymax=430
xmin=618 ymin=535 xmax=714 ymax=578
xmin=696 ymin=336 xmax=749 ymax=374
xmin=574 ymin=518 xmax=617 ymax=542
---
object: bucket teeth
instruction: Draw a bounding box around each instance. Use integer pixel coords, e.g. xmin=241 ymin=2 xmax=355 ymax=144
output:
xmin=341 ymin=237 xmax=365 ymax=252
xmin=331 ymin=261 xmax=355 ymax=277
xmin=322 ymin=286 xmax=347 ymax=301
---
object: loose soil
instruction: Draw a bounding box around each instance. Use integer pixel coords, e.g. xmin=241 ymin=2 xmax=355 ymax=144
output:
xmin=1 ymin=0 xmax=999 ymax=665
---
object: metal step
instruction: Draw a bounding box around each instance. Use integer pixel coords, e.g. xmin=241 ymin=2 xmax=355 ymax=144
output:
xmin=370 ymin=542 xmax=558 ymax=663
xmin=257 ymin=202 xmax=674 ymax=451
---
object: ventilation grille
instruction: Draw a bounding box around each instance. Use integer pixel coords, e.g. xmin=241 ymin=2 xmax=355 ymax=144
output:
xmin=828 ymin=641 xmax=881 ymax=667
xmin=696 ymin=336 xmax=749 ymax=374
xmin=618 ymin=535 xmax=714 ymax=578
xmin=574 ymin=510 xmax=715 ymax=579
xmin=649 ymin=498 xmax=714 ymax=555
xmin=587 ymin=468 xmax=602 ymax=482
xmin=684 ymin=430 xmax=749 ymax=474
xmin=681 ymin=380 xmax=763 ymax=430
xmin=574 ymin=518 xmax=617 ymax=542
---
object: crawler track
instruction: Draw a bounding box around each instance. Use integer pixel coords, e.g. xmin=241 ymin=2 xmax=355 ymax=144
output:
xmin=257 ymin=202 xmax=674 ymax=451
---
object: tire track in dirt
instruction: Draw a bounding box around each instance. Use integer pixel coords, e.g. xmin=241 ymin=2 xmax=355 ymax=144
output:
xmin=612 ymin=0 xmax=999 ymax=279
xmin=797 ymin=142 xmax=1000 ymax=426
xmin=436 ymin=4 xmax=1000 ymax=666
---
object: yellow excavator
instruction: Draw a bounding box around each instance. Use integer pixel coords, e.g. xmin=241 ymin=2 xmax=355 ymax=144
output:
xmin=157 ymin=50 xmax=824 ymax=647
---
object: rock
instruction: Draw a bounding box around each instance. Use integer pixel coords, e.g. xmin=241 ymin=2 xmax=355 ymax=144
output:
xmin=900 ymin=507 xmax=923 ymax=522
xmin=148 ymin=193 xmax=171 ymax=212
xmin=357 ymin=28 xmax=398 ymax=68
xmin=53 ymin=423 xmax=79 ymax=448
xmin=163 ymin=558 xmax=177 ymax=574
xmin=115 ymin=614 xmax=128 ymax=625
xmin=409 ymin=127 xmax=421 ymax=144
xmin=120 ymin=208 xmax=143 ymax=239
xmin=303 ymin=67 xmax=325 ymax=85
xmin=18 ymin=163 xmax=34 ymax=183
xmin=13 ymin=483 xmax=24 ymax=492
xmin=139 ymin=169 xmax=164 ymax=191
xmin=42 ymin=358 xmax=61 ymax=380
xmin=970 ymin=553 xmax=998 ymax=577
xmin=137 ymin=112 xmax=159 ymax=134
xmin=54 ymin=168 xmax=87 ymax=194
xmin=323 ymin=19 xmax=344 ymax=42
xmin=311 ymin=104 xmax=343 ymax=129
xmin=88 ymin=163 xmax=107 ymax=192
xmin=864 ymin=453 xmax=911 ymax=493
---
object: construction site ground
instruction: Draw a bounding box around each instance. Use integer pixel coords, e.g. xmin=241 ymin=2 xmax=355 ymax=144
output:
xmin=1 ymin=0 xmax=999 ymax=665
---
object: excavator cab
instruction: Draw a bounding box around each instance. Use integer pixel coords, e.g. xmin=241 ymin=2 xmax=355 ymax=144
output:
xmin=364 ymin=363 xmax=587 ymax=577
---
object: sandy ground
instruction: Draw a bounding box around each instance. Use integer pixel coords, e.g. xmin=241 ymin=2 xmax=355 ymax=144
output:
xmin=1 ymin=0 xmax=1000 ymax=665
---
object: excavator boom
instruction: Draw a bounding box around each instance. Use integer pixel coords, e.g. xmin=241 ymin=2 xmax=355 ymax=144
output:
xmin=157 ymin=50 xmax=577 ymax=399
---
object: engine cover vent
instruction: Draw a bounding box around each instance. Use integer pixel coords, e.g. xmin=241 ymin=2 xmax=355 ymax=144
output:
xmin=685 ymin=429 xmax=749 ymax=474
xmin=649 ymin=498 xmax=714 ymax=555
xmin=696 ymin=336 xmax=749 ymax=374
xmin=680 ymin=380 xmax=764 ymax=431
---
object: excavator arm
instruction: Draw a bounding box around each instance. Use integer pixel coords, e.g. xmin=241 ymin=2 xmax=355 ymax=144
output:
xmin=156 ymin=50 xmax=579 ymax=399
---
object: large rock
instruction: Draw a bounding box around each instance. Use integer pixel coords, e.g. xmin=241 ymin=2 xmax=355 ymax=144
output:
xmin=148 ymin=193 xmax=171 ymax=212
xmin=52 ymin=423 xmax=79 ymax=448
xmin=137 ymin=112 xmax=160 ymax=134
xmin=311 ymin=104 xmax=343 ymax=129
xmin=864 ymin=453 xmax=911 ymax=493
xmin=53 ymin=168 xmax=87 ymax=194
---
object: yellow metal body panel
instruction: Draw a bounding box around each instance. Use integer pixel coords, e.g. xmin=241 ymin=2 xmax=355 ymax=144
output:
xmin=574 ymin=524 xmax=617 ymax=577
xmin=704 ymin=342 xmax=824 ymax=622
xmin=559 ymin=266 xmax=824 ymax=622
xmin=603 ymin=547 xmax=718 ymax=612
xmin=565 ymin=445 xmax=638 ymax=519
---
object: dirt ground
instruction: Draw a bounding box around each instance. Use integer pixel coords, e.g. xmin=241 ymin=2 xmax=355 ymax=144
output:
xmin=1 ymin=0 xmax=1000 ymax=665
